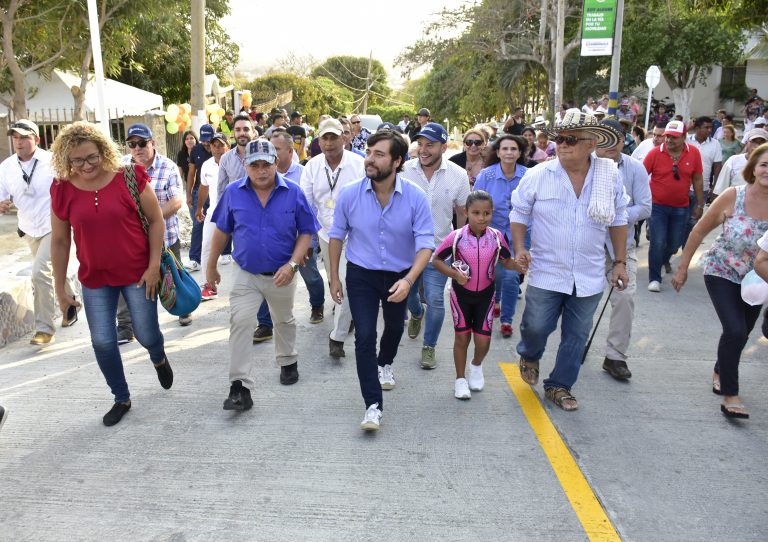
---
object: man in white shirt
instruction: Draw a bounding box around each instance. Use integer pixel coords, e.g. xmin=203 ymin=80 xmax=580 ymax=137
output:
xmin=631 ymin=124 xmax=665 ymax=162
xmin=0 ymin=120 xmax=76 ymax=344
xmin=300 ymin=118 xmax=365 ymax=358
xmin=196 ymin=132 xmax=230 ymax=300
xmin=712 ymin=128 xmax=768 ymax=197
xmin=401 ymin=123 xmax=470 ymax=370
xmin=510 ymin=110 xmax=629 ymax=411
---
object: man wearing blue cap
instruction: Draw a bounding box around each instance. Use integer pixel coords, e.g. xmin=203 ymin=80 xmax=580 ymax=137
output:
xmin=183 ymin=123 xmax=214 ymax=272
xmin=402 ymin=122 xmax=470 ymax=369
xmin=119 ymin=123 xmax=188 ymax=336
xmin=207 ymin=139 xmax=319 ymax=411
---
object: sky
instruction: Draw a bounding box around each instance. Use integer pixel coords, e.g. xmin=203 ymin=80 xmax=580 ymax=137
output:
xmin=220 ymin=0 xmax=468 ymax=87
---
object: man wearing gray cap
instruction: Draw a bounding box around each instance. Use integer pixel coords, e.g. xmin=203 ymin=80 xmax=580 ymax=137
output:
xmin=0 ymin=120 xmax=77 ymax=344
xmin=207 ymin=139 xmax=319 ymax=411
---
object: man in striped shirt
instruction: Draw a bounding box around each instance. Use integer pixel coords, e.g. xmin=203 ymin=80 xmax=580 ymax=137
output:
xmin=510 ymin=111 xmax=629 ymax=411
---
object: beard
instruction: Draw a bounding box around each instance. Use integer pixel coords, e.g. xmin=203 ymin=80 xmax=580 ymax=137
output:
xmin=367 ymin=163 xmax=394 ymax=182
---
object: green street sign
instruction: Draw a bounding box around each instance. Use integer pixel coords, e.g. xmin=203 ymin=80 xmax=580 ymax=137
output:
xmin=580 ymin=0 xmax=617 ymax=56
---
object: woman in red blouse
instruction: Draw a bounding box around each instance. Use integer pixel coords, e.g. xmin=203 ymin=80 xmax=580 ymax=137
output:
xmin=50 ymin=122 xmax=173 ymax=427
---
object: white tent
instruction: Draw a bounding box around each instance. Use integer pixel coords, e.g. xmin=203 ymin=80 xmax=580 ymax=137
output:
xmin=3 ymin=69 xmax=163 ymax=119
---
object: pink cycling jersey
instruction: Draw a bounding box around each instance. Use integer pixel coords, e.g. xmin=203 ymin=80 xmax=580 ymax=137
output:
xmin=435 ymin=225 xmax=511 ymax=292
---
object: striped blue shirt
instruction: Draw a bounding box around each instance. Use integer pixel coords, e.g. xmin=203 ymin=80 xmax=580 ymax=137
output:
xmin=510 ymin=158 xmax=628 ymax=297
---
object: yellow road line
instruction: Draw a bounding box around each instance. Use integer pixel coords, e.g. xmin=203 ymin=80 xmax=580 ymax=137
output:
xmin=500 ymin=362 xmax=621 ymax=542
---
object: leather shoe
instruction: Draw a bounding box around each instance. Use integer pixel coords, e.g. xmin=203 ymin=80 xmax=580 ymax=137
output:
xmin=329 ymin=338 xmax=345 ymax=359
xmin=280 ymin=362 xmax=299 ymax=385
xmin=602 ymin=357 xmax=632 ymax=380
xmin=223 ymin=380 xmax=253 ymax=411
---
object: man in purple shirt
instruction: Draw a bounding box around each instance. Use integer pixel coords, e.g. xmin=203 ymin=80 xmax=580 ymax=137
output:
xmin=207 ymin=140 xmax=319 ymax=412
xmin=328 ymin=131 xmax=434 ymax=431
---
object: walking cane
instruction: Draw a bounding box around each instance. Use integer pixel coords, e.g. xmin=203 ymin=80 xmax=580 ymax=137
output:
xmin=582 ymin=279 xmax=623 ymax=364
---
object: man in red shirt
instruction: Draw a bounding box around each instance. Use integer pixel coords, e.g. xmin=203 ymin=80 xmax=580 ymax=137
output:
xmin=643 ymin=120 xmax=704 ymax=292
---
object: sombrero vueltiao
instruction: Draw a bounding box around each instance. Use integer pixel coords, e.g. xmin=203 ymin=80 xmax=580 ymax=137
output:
xmin=546 ymin=108 xmax=622 ymax=149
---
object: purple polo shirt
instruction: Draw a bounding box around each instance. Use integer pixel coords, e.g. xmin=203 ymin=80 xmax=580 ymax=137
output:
xmin=212 ymin=172 xmax=319 ymax=274
xmin=328 ymin=175 xmax=435 ymax=272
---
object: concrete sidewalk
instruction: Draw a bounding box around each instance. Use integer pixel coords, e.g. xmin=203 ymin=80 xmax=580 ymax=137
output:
xmin=1 ymin=239 xmax=766 ymax=541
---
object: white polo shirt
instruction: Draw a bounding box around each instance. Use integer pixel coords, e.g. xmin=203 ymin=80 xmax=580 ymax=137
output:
xmin=687 ymin=135 xmax=722 ymax=186
xmin=200 ymin=156 xmax=220 ymax=219
xmin=0 ymin=147 xmax=55 ymax=237
xmin=401 ymin=156 xmax=470 ymax=246
xmin=300 ymin=149 xmax=365 ymax=242
xmin=712 ymin=153 xmax=748 ymax=195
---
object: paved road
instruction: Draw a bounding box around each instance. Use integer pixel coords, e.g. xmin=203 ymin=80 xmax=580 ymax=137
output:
xmin=1 ymin=238 xmax=766 ymax=541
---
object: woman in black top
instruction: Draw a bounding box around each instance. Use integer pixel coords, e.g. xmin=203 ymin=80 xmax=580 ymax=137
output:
xmin=176 ymin=130 xmax=198 ymax=181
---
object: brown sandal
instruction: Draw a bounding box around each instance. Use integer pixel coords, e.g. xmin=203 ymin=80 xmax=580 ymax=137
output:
xmin=545 ymin=387 xmax=578 ymax=411
xmin=518 ymin=357 xmax=539 ymax=385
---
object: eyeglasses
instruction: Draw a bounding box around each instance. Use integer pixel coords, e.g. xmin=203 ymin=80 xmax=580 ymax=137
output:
xmin=351 ymin=121 xmax=360 ymax=125
xmin=70 ymin=153 xmax=102 ymax=168
xmin=127 ymin=139 xmax=150 ymax=149
xmin=343 ymin=130 xmax=351 ymax=135
xmin=672 ymin=164 xmax=680 ymax=180
xmin=554 ymin=135 xmax=592 ymax=146
xmin=464 ymin=139 xmax=484 ymax=147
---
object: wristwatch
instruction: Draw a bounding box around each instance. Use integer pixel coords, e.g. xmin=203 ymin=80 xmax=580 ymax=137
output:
xmin=288 ymin=261 xmax=299 ymax=273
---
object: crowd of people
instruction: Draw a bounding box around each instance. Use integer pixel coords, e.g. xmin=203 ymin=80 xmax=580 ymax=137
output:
xmin=1 ymin=89 xmax=767 ymax=431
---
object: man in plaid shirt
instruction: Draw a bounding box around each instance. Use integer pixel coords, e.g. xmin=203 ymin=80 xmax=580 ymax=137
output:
xmin=117 ymin=124 xmax=189 ymax=340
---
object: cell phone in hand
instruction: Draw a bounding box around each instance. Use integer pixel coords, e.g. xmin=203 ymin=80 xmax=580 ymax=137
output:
xmin=66 ymin=298 xmax=78 ymax=325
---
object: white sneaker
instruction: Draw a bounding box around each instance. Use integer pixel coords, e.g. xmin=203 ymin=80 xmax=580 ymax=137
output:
xmin=184 ymin=260 xmax=201 ymax=272
xmin=454 ymin=378 xmax=471 ymax=400
xmin=647 ymin=280 xmax=661 ymax=293
xmin=360 ymin=403 xmax=382 ymax=431
xmin=468 ymin=364 xmax=484 ymax=391
xmin=378 ymin=364 xmax=395 ymax=390
xmin=220 ymin=255 xmax=233 ymax=265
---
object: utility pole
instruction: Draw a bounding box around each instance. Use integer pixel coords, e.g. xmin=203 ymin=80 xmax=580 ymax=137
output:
xmin=361 ymin=51 xmax=372 ymax=114
xmin=553 ymin=0 xmax=565 ymax=123
xmin=190 ymin=0 xmax=206 ymax=131
xmin=606 ymin=0 xmax=625 ymax=116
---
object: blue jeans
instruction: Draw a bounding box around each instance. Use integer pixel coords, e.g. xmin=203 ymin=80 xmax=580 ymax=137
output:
xmin=516 ymin=285 xmax=602 ymax=391
xmin=82 ymin=282 xmax=166 ymax=403
xmin=406 ymin=262 xmax=448 ymax=347
xmin=682 ymin=190 xmax=707 ymax=246
xmin=188 ymin=187 xmax=206 ymax=263
xmin=648 ymin=203 xmax=689 ymax=283
xmin=346 ymin=263 xmax=408 ymax=410
xmin=494 ymin=263 xmax=520 ymax=324
xmin=257 ymin=248 xmax=325 ymax=328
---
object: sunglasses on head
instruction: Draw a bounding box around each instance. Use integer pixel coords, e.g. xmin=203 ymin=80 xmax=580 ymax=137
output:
xmin=10 ymin=122 xmax=35 ymax=133
xmin=127 ymin=139 xmax=150 ymax=149
xmin=554 ymin=135 xmax=592 ymax=146
xmin=672 ymin=164 xmax=680 ymax=180
xmin=464 ymin=139 xmax=484 ymax=147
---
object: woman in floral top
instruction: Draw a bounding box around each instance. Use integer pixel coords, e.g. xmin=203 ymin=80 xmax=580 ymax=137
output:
xmin=672 ymin=143 xmax=768 ymax=420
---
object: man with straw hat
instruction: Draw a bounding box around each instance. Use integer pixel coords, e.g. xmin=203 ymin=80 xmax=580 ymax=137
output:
xmin=510 ymin=109 xmax=629 ymax=411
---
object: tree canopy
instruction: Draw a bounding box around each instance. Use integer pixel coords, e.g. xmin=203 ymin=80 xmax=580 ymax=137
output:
xmin=311 ymin=56 xmax=391 ymax=111
xmin=248 ymin=73 xmax=354 ymax=122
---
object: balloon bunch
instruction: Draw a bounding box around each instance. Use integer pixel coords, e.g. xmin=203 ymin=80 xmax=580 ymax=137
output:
xmin=165 ymin=104 xmax=191 ymax=134
xmin=205 ymin=103 xmax=227 ymax=126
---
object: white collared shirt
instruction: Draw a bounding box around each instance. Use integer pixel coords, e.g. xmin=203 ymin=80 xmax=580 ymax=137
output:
xmin=300 ymin=149 xmax=365 ymax=242
xmin=401 ymin=157 xmax=470 ymax=246
xmin=0 ymin=147 xmax=55 ymax=237
xmin=687 ymin=135 xmax=722 ymax=184
xmin=713 ymin=153 xmax=748 ymax=195
xmin=604 ymin=154 xmax=651 ymax=257
xmin=510 ymin=158 xmax=628 ymax=297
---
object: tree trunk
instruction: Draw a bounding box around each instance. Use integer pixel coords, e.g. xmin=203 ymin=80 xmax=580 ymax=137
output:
xmin=671 ymin=87 xmax=694 ymax=124
xmin=73 ymin=45 xmax=94 ymax=121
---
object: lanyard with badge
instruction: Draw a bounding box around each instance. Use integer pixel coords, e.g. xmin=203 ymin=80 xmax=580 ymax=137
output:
xmin=324 ymin=166 xmax=341 ymax=209
xmin=17 ymin=158 xmax=38 ymax=193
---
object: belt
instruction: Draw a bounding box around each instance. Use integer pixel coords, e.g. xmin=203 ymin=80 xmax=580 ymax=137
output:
xmin=259 ymin=272 xmax=275 ymax=276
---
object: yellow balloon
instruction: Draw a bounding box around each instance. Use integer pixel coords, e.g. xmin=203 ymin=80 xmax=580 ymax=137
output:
xmin=181 ymin=103 xmax=191 ymax=114
xmin=183 ymin=114 xmax=191 ymax=125
xmin=165 ymin=110 xmax=177 ymax=122
xmin=206 ymin=103 xmax=217 ymax=114
xmin=209 ymin=113 xmax=220 ymax=125
xmin=216 ymin=108 xmax=225 ymax=117
xmin=166 ymin=122 xmax=179 ymax=134
xmin=167 ymin=104 xmax=180 ymax=117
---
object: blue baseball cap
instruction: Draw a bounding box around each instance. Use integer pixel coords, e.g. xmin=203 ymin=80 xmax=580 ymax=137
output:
xmin=377 ymin=122 xmax=403 ymax=133
xmin=199 ymin=124 xmax=215 ymax=142
xmin=245 ymin=139 xmax=277 ymax=165
xmin=413 ymin=122 xmax=448 ymax=143
xmin=126 ymin=123 xmax=153 ymax=140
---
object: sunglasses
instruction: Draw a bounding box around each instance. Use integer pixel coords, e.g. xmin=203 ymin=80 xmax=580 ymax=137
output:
xmin=554 ymin=135 xmax=592 ymax=146
xmin=127 ymin=139 xmax=150 ymax=149
xmin=10 ymin=122 xmax=35 ymax=133
xmin=351 ymin=121 xmax=360 ymax=125
xmin=672 ymin=164 xmax=680 ymax=180
xmin=464 ymin=139 xmax=484 ymax=147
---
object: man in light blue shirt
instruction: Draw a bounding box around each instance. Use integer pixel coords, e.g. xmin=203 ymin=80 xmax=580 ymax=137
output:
xmin=510 ymin=110 xmax=629 ymax=412
xmin=328 ymin=131 xmax=434 ymax=431
xmin=597 ymin=119 xmax=652 ymax=381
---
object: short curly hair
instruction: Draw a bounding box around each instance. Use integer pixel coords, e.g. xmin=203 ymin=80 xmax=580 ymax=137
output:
xmin=50 ymin=121 xmax=122 ymax=178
